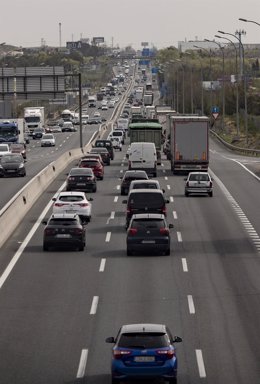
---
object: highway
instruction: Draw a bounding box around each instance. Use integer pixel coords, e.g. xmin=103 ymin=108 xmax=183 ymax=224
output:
xmin=0 ymin=131 xmax=260 ymax=383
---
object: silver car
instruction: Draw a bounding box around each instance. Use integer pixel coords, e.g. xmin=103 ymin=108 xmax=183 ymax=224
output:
xmin=184 ymin=172 xmax=213 ymax=197
xmin=41 ymin=133 xmax=56 ymax=147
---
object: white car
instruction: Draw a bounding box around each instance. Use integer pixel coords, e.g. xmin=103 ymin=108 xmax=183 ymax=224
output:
xmin=93 ymin=111 xmax=101 ymax=117
xmin=52 ymin=191 xmax=92 ymax=223
xmin=111 ymin=137 xmax=122 ymax=151
xmin=0 ymin=143 xmax=11 ymax=157
xmin=108 ymin=130 xmax=125 ymax=144
xmin=41 ymin=133 xmax=56 ymax=147
xmin=184 ymin=172 xmax=213 ymax=197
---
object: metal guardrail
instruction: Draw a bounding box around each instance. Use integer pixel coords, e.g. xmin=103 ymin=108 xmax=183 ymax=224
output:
xmin=210 ymin=129 xmax=260 ymax=157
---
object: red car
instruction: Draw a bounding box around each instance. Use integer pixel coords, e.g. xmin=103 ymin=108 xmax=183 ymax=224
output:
xmin=78 ymin=158 xmax=104 ymax=180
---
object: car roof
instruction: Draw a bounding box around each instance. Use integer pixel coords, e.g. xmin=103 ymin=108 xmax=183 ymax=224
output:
xmin=131 ymin=213 xmax=166 ymax=220
xmin=57 ymin=191 xmax=86 ymax=197
xmin=188 ymin=171 xmax=210 ymax=175
xmin=129 ymin=189 xmax=164 ymax=195
xmin=124 ymin=170 xmax=148 ymax=176
xmin=120 ymin=324 xmax=167 ymax=334
xmin=130 ymin=179 xmax=159 ymax=185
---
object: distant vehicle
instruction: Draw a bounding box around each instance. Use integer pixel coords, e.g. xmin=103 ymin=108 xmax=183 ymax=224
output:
xmin=10 ymin=143 xmax=27 ymax=159
xmin=24 ymin=106 xmax=45 ymax=135
xmin=42 ymin=213 xmax=86 ymax=251
xmin=108 ymin=130 xmax=125 ymax=144
xmin=120 ymin=170 xmax=148 ymax=196
xmin=0 ymin=153 xmax=26 ymax=177
xmin=60 ymin=109 xmax=74 ymax=122
xmin=49 ymin=125 xmax=62 ymax=133
xmin=89 ymin=147 xmax=110 ymax=165
xmin=126 ymin=213 xmax=173 ymax=256
xmin=82 ymin=153 xmax=104 ymax=165
xmin=128 ymin=142 xmax=157 ymax=177
xmin=106 ymin=323 xmax=182 ymax=383
xmin=87 ymin=116 xmax=102 ymax=125
xmin=93 ymin=111 xmax=101 ymax=117
xmin=0 ymin=121 xmax=21 ymax=144
xmin=101 ymin=103 xmax=108 ymax=111
xmin=0 ymin=143 xmax=12 ymax=157
xmin=88 ymin=96 xmax=97 ymax=108
xmin=66 ymin=167 xmax=97 ymax=193
xmin=123 ymin=189 xmax=169 ymax=228
xmin=168 ymin=115 xmax=209 ymax=173
xmin=111 ymin=137 xmax=122 ymax=151
xmin=116 ymin=118 xmax=129 ymax=133
xmin=32 ymin=127 xmax=45 ymax=139
xmin=52 ymin=191 xmax=92 ymax=222
xmin=184 ymin=171 xmax=213 ymax=197
xmin=129 ymin=179 xmax=162 ymax=192
xmin=93 ymin=140 xmax=114 ymax=160
xmin=78 ymin=158 xmax=104 ymax=180
xmin=61 ymin=121 xmax=77 ymax=132
xmin=41 ymin=133 xmax=56 ymax=147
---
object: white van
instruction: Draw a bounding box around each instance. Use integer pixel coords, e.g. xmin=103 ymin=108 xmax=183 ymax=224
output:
xmin=128 ymin=142 xmax=157 ymax=177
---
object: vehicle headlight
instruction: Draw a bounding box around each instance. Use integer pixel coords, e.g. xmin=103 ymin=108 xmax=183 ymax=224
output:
xmin=19 ymin=163 xmax=24 ymax=168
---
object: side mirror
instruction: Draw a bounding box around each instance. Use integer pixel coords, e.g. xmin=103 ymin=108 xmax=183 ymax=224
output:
xmin=122 ymin=200 xmax=127 ymax=204
xmin=173 ymin=336 xmax=182 ymax=343
xmin=165 ymin=199 xmax=170 ymax=204
xmin=169 ymin=223 xmax=174 ymax=229
xmin=106 ymin=337 xmax=115 ymax=344
xmin=162 ymin=188 xmax=165 ymax=193
xmin=42 ymin=220 xmax=47 ymax=225
xmin=52 ymin=197 xmax=56 ymax=201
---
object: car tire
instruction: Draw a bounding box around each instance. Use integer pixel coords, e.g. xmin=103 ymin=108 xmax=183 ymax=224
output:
xmin=93 ymin=186 xmax=97 ymax=193
xmin=121 ymin=189 xmax=125 ymax=196
xmin=111 ymin=378 xmax=120 ymax=384
xmin=185 ymin=191 xmax=189 ymax=197
xmin=127 ymin=248 xmax=133 ymax=256
xmin=209 ymin=191 xmax=213 ymax=197
xmin=168 ymin=378 xmax=177 ymax=384
xmin=78 ymin=244 xmax=84 ymax=251
xmin=165 ymin=248 xmax=171 ymax=256
xmin=43 ymin=244 xmax=48 ymax=251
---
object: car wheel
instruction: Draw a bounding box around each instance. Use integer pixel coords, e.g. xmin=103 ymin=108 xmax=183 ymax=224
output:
xmin=99 ymin=176 xmax=104 ymax=180
xmin=93 ymin=185 xmax=97 ymax=193
xmin=120 ymin=189 xmax=125 ymax=196
xmin=209 ymin=191 xmax=213 ymax=197
xmin=185 ymin=191 xmax=189 ymax=197
xmin=43 ymin=244 xmax=48 ymax=251
xmin=78 ymin=244 xmax=84 ymax=251
xmin=153 ymin=172 xmax=157 ymax=177
xmin=165 ymin=248 xmax=171 ymax=256
xmin=127 ymin=248 xmax=133 ymax=256
xmin=111 ymin=378 xmax=120 ymax=384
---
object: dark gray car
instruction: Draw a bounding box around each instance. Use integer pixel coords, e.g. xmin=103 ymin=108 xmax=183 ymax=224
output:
xmin=0 ymin=154 xmax=26 ymax=177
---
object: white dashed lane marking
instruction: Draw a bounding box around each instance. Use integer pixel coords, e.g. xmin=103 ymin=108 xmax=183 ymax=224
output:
xmin=196 ymin=349 xmax=206 ymax=378
xmin=105 ymin=232 xmax=111 ymax=242
xmin=182 ymin=258 xmax=188 ymax=272
xmin=90 ymin=296 xmax=99 ymax=315
xmin=76 ymin=349 xmax=88 ymax=378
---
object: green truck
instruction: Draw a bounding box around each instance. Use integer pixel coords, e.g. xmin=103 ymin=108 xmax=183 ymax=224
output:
xmin=128 ymin=120 xmax=163 ymax=164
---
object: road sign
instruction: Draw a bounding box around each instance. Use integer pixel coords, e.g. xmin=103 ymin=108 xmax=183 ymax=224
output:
xmin=211 ymin=106 xmax=219 ymax=113
xmin=212 ymin=113 xmax=219 ymax=119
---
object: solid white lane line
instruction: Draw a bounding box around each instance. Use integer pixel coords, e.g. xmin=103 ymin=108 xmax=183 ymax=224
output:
xmin=177 ymin=232 xmax=182 ymax=242
xmin=90 ymin=296 xmax=99 ymax=315
xmin=173 ymin=211 xmax=177 ymax=219
xmin=182 ymin=258 xmax=188 ymax=272
xmin=76 ymin=349 xmax=88 ymax=378
xmin=0 ymin=182 xmax=67 ymax=289
xmin=170 ymin=196 xmax=174 ymax=203
xmin=196 ymin=349 xmax=206 ymax=378
xmin=99 ymin=258 xmax=106 ymax=272
xmin=114 ymin=196 xmax=118 ymax=202
xmin=105 ymin=232 xmax=111 ymax=242
xmin=167 ymin=185 xmax=171 ymax=190
xmin=187 ymin=295 xmax=195 ymax=314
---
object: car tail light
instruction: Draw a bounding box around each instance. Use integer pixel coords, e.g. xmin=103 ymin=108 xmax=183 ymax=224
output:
xmin=161 ymin=206 xmax=167 ymax=215
xmin=113 ymin=349 xmax=132 ymax=359
xmin=209 ymin=181 xmax=212 ymax=188
xmin=54 ymin=203 xmax=67 ymax=207
xmin=127 ymin=207 xmax=132 ymax=214
xmin=156 ymin=349 xmax=175 ymax=359
xmin=44 ymin=228 xmax=56 ymax=235
xmin=68 ymin=176 xmax=75 ymax=181
xmin=186 ymin=181 xmax=190 ymax=187
xmin=78 ymin=203 xmax=89 ymax=207
xmin=72 ymin=228 xmax=83 ymax=234
xmin=129 ymin=228 xmax=137 ymax=235
xmin=160 ymin=228 xmax=169 ymax=235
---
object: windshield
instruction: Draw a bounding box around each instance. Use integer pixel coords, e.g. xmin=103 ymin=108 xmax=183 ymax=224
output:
xmin=2 ymin=155 xmax=22 ymax=163
xmin=0 ymin=126 xmax=18 ymax=138
xmin=24 ymin=116 xmax=40 ymax=123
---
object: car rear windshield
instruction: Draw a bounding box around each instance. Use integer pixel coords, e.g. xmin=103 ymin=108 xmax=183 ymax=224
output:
xmin=132 ymin=183 xmax=158 ymax=189
xmin=132 ymin=219 xmax=165 ymax=229
xmin=58 ymin=195 xmax=84 ymax=202
xmin=49 ymin=219 xmax=78 ymax=226
xmin=129 ymin=193 xmax=164 ymax=208
xmin=80 ymin=160 xmax=99 ymax=167
xmin=112 ymin=131 xmax=123 ymax=136
xmin=189 ymin=174 xmax=209 ymax=181
xmin=118 ymin=333 xmax=168 ymax=348
xmin=95 ymin=141 xmax=111 ymax=148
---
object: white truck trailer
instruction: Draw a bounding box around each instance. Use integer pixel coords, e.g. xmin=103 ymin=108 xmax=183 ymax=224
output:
xmin=169 ymin=115 xmax=209 ymax=173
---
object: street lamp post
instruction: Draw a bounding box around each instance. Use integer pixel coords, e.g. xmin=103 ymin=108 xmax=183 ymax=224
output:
xmin=205 ymin=39 xmax=225 ymax=131
xmin=215 ymin=34 xmax=240 ymax=137
xmin=218 ymin=30 xmax=248 ymax=143
xmin=194 ymin=45 xmax=213 ymax=111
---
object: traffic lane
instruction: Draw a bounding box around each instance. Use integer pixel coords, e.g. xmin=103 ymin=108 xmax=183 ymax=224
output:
xmin=0 ymin=150 xmax=126 ymax=383
xmin=209 ymin=144 xmax=260 ymax=236
xmin=168 ymin=169 xmax=260 ymax=383
xmin=0 ymin=125 xmax=100 ymax=210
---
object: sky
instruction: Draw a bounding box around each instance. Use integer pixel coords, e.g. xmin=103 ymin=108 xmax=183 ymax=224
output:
xmin=1 ymin=0 xmax=260 ymax=49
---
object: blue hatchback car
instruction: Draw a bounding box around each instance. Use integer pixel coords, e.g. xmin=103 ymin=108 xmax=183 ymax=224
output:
xmin=106 ymin=323 xmax=182 ymax=384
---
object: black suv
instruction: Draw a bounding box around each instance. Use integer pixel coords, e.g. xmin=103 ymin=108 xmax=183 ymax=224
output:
xmin=123 ymin=189 xmax=170 ymax=228
xmin=120 ymin=170 xmax=148 ymax=195
xmin=94 ymin=139 xmax=114 ymax=160
xmin=42 ymin=213 xmax=86 ymax=251
xmin=126 ymin=213 xmax=173 ymax=256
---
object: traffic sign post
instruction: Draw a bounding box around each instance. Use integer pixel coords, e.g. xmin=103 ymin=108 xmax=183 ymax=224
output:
xmin=211 ymin=106 xmax=219 ymax=120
